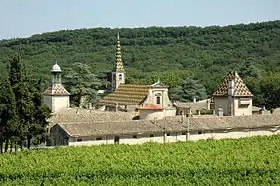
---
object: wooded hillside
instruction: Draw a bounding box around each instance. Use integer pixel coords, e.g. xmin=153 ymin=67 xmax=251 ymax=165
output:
xmin=1 ymin=20 xmax=280 ymax=108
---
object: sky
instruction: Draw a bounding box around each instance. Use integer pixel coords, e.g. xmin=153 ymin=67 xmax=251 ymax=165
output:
xmin=0 ymin=0 xmax=279 ymax=39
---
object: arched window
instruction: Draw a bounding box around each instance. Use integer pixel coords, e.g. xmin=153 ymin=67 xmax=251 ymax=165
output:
xmin=119 ymin=74 xmax=122 ymax=80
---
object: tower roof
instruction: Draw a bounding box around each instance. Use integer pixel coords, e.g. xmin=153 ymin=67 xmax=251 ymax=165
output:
xmin=115 ymin=33 xmax=124 ymax=71
xmin=43 ymin=84 xmax=70 ymax=96
xmin=51 ymin=61 xmax=61 ymax=72
xmin=212 ymin=71 xmax=253 ymax=97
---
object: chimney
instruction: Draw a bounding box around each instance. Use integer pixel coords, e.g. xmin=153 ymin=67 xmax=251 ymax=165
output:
xmin=228 ymin=80 xmax=234 ymax=96
xmin=193 ymin=97 xmax=196 ymax=102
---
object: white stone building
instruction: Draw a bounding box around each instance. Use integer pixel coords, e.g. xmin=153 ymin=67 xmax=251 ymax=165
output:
xmin=43 ymin=62 xmax=70 ymax=112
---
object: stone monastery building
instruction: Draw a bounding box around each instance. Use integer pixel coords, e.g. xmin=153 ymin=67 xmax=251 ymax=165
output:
xmin=43 ymin=34 xmax=280 ymax=147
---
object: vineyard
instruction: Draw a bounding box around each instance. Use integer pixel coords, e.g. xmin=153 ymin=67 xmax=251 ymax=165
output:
xmin=1 ymin=135 xmax=280 ymax=185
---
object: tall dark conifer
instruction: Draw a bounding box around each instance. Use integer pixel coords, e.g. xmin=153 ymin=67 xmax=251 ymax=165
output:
xmin=0 ymin=79 xmax=19 ymax=153
xmin=8 ymin=54 xmax=50 ymax=149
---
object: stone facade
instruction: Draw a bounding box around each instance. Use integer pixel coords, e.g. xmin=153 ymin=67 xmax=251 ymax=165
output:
xmin=51 ymin=124 xmax=280 ymax=147
xmin=212 ymin=71 xmax=253 ymax=116
xmin=43 ymin=95 xmax=70 ymax=113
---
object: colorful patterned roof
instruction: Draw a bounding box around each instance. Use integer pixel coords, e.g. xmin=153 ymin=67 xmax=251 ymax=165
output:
xmin=115 ymin=33 xmax=124 ymax=71
xmin=98 ymin=84 xmax=150 ymax=106
xmin=43 ymin=84 xmax=70 ymax=96
xmin=212 ymin=71 xmax=253 ymax=97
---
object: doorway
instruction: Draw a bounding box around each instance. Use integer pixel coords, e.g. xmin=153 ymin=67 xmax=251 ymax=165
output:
xmin=114 ymin=136 xmax=120 ymax=144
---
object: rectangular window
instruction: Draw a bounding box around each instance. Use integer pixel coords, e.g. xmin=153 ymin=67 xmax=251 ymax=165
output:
xmin=150 ymin=134 xmax=155 ymax=137
xmin=198 ymin=131 xmax=202 ymax=135
xmin=156 ymin=96 xmax=161 ymax=104
xmin=182 ymin=132 xmax=186 ymax=135
xmin=132 ymin=135 xmax=137 ymax=139
xmin=96 ymin=137 xmax=102 ymax=141
xmin=77 ymin=138 xmax=82 ymax=142
xmin=167 ymin=133 xmax=170 ymax=136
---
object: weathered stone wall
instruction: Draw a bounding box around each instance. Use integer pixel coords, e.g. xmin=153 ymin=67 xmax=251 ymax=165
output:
xmin=61 ymin=126 xmax=280 ymax=147
xmin=44 ymin=95 xmax=69 ymax=112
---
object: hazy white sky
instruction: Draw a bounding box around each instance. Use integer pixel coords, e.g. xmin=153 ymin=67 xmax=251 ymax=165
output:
xmin=0 ymin=0 xmax=279 ymax=39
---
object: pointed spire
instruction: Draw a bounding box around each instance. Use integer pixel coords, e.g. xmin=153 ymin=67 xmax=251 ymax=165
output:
xmin=115 ymin=32 xmax=124 ymax=70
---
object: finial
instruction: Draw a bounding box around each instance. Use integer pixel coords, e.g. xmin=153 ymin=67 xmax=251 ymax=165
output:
xmin=157 ymin=77 xmax=160 ymax=83
xmin=117 ymin=32 xmax=120 ymax=40
xmin=55 ymin=60 xmax=58 ymax=65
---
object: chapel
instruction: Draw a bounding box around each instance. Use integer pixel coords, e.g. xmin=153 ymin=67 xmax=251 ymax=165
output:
xmin=98 ymin=34 xmax=176 ymax=117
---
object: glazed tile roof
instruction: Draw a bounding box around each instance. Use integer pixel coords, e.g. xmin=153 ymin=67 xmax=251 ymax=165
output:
xmin=212 ymin=71 xmax=253 ymax=97
xmin=98 ymin=84 xmax=150 ymax=106
xmin=53 ymin=114 xmax=280 ymax=137
xmin=174 ymin=99 xmax=211 ymax=113
xmin=43 ymin=84 xmax=70 ymax=96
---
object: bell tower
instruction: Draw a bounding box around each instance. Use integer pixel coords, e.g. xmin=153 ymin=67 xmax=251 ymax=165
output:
xmin=111 ymin=33 xmax=125 ymax=90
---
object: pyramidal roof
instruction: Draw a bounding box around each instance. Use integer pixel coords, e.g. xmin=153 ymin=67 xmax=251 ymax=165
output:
xmin=212 ymin=71 xmax=253 ymax=97
xmin=43 ymin=84 xmax=70 ymax=96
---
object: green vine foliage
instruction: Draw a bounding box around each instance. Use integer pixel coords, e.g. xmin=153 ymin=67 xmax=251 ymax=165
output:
xmin=0 ymin=135 xmax=280 ymax=185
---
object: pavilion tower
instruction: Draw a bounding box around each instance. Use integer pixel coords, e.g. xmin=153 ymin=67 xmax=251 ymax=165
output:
xmin=111 ymin=33 xmax=125 ymax=90
xmin=43 ymin=62 xmax=70 ymax=112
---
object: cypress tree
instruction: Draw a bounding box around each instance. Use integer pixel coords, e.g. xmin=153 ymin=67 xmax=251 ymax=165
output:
xmin=0 ymin=79 xmax=19 ymax=153
xmin=8 ymin=54 xmax=50 ymax=149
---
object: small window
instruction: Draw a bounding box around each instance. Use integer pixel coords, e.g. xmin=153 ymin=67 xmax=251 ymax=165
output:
xmin=96 ymin=137 xmax=102 ymax=141
xmin=182 ymin=132 xmax=186 ymax=135
xmin=156 ymin=96 xmax=161 ymax=104
xmin=77 ymin=138 xmax=82 ymax=142
xmin=198 ymin=131 xmax=202 ymax=135
xmin=132 ymin=135 xmax=137 ymax=139
xmin=167 ymin=133 xmax=170 ymax=136
xmin=119 ymin=74 xmax=122 ymax=80
xmin=150 ymin=134 xmax=155 ymax=137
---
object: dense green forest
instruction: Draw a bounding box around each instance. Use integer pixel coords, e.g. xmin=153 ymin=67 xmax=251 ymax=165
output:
xmin=1 ymin=20 xmax=280 ymax=108
xmin=1 ymin=135 xmax=280 ymax=185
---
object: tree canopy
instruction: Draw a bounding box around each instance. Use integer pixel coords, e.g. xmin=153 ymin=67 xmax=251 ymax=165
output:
xmin=0 ymin=20 xmax=280 ymax=108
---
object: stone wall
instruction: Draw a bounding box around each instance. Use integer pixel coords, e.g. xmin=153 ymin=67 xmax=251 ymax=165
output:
xmin=60 ymin=126 xmax=280 ymax=147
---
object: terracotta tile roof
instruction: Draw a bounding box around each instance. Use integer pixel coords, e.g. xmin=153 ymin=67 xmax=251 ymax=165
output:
xmin=48 ymin=107 xmax=136 ymax=124
xmin=174 ymin=99 xmax=210 ymax=113
xmin=98 ymin=84 xmax=150 ymax=106
xmin=53 ymin=114 xmax=280 ymax=137
xmin=43 ymin=84 xmax=70 ymax=96
xmin=138 ymin=104 xmax=164 ymax=110
xmin=212 ymin=71 xmax=253 ymax=97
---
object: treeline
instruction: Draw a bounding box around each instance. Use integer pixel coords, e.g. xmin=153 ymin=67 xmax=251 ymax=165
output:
xmin=0 ymin=21 xmax=280 ymax=108
xmin=0 ymin=55 xmax=50 ymax=153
